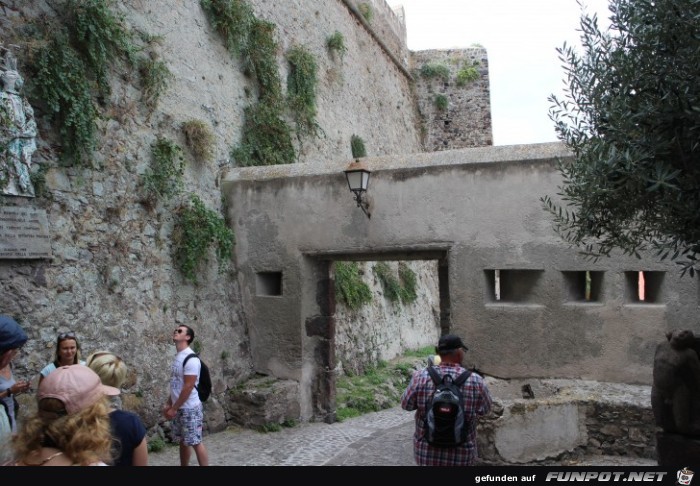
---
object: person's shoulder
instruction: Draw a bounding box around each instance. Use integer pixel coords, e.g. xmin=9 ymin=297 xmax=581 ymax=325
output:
xmin=78 ymin=360 xmax=87 ymax=366
xmin=39 ymin=363 xmax=55 ymax=375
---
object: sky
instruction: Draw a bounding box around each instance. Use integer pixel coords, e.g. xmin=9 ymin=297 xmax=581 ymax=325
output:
xmin=388 ymin=0 xmax=612 ymax=146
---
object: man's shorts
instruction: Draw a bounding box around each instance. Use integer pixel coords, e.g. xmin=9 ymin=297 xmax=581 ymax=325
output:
xmin=172 ymin=405 xmax=203 ymax=446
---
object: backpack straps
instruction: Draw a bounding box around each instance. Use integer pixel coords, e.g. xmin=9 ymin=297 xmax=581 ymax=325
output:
xmin=427 ymin=365 xmax=471 ymax=386
xmin=454 ymin=370 xmax=472 ymax=386
xmin=427 ymin=365 xmax=442 ymax=385
xmin=182 ymin=353 xmax=200 ymax=390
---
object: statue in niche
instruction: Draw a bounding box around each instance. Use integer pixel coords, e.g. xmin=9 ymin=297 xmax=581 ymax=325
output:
xmin=651 ymin=329 xmax=700 ymax=436
xmin=0 ymin=49 xmax=37 ymax=197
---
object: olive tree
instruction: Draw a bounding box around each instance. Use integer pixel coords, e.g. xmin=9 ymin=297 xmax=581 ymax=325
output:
xmin=543 ymin=0 xmax=700 ymax=275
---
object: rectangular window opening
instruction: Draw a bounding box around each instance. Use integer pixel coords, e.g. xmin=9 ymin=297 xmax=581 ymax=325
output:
xmin=624 ymin=270 xmax=664 ymax=303
xmin=485 ymin=269 xmax=543 ymax=304
xmin=256 ymin=271 xmax=283 ymax=296
xmin=562 ymin=271 xmax=604 ymax=303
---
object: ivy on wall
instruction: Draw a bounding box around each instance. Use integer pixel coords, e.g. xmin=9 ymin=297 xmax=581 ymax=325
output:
xmin=172 ymin=194 xmax=235 ymax=285
xmin=200 ymin=0 xmax=321 ymax=166
xmin=335 ymin=262 xmax=373 ymax=310
xmin=373 ymin=262 xmax=418 ymax=305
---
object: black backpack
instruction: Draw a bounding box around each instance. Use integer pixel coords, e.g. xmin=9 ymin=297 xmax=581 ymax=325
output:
xmin=183 ymin=353 xmax=212 ymax=402
xmin=424 ymin=365 xmax=472 ymax=447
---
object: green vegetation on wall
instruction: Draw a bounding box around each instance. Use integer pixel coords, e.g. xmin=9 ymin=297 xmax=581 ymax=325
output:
xmin=456 ymin=65 xmax=480 ymax=86
xmin=286 ymin=45 xmax=319 ymax=137
xmin=139 ymin=55 xmax=173 ymax=110
xmin=142 ymin=137 xmax=184 ymax=202
xmin=335 ymin=262 xmax=372 ymax=310
xmin=350 ymin=134 xmax=367 ymax=159
xmin=357 ymin=3 xmax=374 ymax=23
xmin=326 ymin=31 xmax=347 ymax=60
xmin=172 ymin=194 xmax=235 ymax=285
xmin=29 ymin=0 xmax=137 ymax=165
xmin=373 ymin=262 xmax=418 ymax=305
xmin=182 ymin=119 xmax=215 ymax=163
xmin=434 ymin=94 xmax=448 ymax=111
xmin=231 ymin=103 xmax=295 ymax=166
xmin=419 ymin=63 xmax=450 ymax=82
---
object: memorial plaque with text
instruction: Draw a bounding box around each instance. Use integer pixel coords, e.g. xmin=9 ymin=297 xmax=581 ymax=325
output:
xmin=0 ymin=206 xmax=51 ymax=259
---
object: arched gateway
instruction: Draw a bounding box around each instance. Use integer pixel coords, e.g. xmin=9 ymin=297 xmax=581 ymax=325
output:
xmin=221 ymin=142 xmax=699 ymax=422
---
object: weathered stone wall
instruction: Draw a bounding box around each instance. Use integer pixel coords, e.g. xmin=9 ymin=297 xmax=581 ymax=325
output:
xmin=0 ymin=0 xmax=425 ymax=432
xmin=334 ymin=260 xmax=440 ymax=375
xmin=411 ymin=48 xmax=493 ymax=150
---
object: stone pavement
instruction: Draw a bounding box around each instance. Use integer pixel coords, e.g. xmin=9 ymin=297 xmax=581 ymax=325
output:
xmin=147 ymin=406 xmax=658 ymax=467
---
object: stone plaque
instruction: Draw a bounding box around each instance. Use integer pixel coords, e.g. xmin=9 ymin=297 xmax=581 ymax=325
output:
xmin=0 ymin=206 xmax=51 ymax=259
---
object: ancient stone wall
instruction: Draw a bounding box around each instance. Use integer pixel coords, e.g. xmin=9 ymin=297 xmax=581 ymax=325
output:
xmin=0 ymin=0 xmax=426 ymax=433
xmin=411 ymin=48 xmax=493 ymax=150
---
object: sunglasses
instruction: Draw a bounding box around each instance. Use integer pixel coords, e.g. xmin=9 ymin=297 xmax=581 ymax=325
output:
xmin=57 ymin=332 xmax=76 ymax=341
xmin=173 ymin=329 xmax=186 ymax=334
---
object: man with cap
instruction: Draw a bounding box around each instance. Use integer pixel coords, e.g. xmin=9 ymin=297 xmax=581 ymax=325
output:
xmin=401 ymin=333 xmax=493 ymax=466
xmin=0 ymin=315 xmax=28 ymax=463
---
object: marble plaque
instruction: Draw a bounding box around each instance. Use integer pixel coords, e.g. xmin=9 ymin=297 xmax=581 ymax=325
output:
xmin=0 ymin=206 xmax=51 ymax=258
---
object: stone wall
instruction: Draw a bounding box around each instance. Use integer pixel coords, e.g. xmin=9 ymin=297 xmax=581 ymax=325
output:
xmin=411 ymin=48 xmax=493 ymax=150
xmin=0 ymin=0 xmax=427 ymax=432
xmin=334 ymin=260 xmax=440 ymax=375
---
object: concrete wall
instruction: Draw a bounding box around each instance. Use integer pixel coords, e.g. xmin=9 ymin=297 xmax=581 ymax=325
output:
xmin=222 ymin=142 xmax=699 ymax=420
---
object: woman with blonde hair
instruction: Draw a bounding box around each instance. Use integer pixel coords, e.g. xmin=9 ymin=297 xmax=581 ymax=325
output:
xmin=11 ymin=365 xmax=118 ymax=466
xmin=87 ymin=351 xmax=148 ymax=466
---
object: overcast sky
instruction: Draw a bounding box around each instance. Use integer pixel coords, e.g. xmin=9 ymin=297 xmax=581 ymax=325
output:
xmin=388 ymin=0 xmax=612 ymax=146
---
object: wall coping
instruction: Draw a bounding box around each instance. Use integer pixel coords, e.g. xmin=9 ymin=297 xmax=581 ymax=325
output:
xmin=222 ymin=142 xmax=574 ymax=183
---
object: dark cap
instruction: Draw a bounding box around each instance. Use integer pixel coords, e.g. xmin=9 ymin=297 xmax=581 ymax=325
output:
xmin=0 ymin=315 xmax=28 ymax=353
xmin=436 ymin=334 xmax=468 ymax=353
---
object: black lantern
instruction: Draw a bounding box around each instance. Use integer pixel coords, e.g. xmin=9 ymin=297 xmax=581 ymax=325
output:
xmin=344 ymin=159 xmax=371 ymax=219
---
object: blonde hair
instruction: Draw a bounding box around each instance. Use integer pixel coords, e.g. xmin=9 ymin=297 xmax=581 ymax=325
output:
xmin=86 ymin=351 xmax=127 ymax=388
xmin=12 ymin=396 xmax=113 ymax=465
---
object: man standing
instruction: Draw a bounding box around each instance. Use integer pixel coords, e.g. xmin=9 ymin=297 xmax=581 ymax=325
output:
xmin=401 ymin=333 xmax=493 ymax=466
xmin=163 ymin=325 xmax=209 ymax=466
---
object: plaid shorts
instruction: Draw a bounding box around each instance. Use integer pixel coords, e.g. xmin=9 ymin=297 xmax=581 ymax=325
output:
xmin=172 ymin=405 xmax=203 ymax=446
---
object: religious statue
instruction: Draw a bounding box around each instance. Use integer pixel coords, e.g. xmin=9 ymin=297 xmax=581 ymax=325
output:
xmin=0 ymin=49 xmax=38 ymax=197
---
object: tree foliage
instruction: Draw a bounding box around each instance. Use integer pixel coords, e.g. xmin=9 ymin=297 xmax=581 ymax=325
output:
xmin=544 ymin=0 xmax=700 ymax=275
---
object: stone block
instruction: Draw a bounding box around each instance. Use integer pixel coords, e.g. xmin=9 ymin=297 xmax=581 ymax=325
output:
xmin=225 ymin=377 xmax=300 ymax=429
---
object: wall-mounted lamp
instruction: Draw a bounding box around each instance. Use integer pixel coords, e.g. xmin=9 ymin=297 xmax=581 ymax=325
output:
xmin=344 ymin=159 xmax=371 ymax=219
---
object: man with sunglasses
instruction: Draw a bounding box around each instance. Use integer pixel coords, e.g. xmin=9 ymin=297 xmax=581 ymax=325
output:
xmin=162 ymin=325 xmax=209 ymax=466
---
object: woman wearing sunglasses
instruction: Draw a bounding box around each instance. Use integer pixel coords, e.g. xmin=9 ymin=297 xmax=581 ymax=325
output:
xmin=38 ymin=332 xmax=86 ymax=385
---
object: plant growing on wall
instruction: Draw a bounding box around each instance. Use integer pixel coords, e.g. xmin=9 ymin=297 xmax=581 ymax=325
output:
xmin=30 ymin=0 xmax=137 ymax=165
xmin=350 ymin=135 xmax=367 ymax=159
xmin=286 ymin=45 xmax=319 ymax=137
xmin=142 ymin=137 xmax=184 ymax=202
xmin=182 ymin=119 xmax=215 ymax=163
xmin=373 ymin=262 xmax=418 ymax=304
xmin=434 ymin=94 xmax=448 ymax=111
xmin=357 ymin=2 xmax=374 ymax=23
xmin=419 ymin=63 xmax=450 ymax=82
xmin=398 ymin=262 xmax=417 ymax=303
xmin=335 ymin=262 xmax=372 ymax=310
xmin=373 ymin=262 xmax=402 ymax=303
xmin=201 ymin=0 xmax=301 ymax=167
xmin=456 ymin=65 xmax=479 ymax=87
xmin=326 ymin=31 xmax=348 ymax=60
xmin=231 ymin=103 xmax=295 ymax=166
xmin=172 ymin=194 xmax=235 ymax=284
xmin=139 ymin=55 xmax=173 ymax=110
xmin=200 ymin=0 xmax=255 ymax=58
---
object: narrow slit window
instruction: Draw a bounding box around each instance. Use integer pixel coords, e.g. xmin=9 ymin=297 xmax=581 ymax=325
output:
xmin=562 ymin=271 xmax=603 ymax=303
xmin=624 ymin=271 xmax=664 ymax=303
xmin=494 ymin=269 xmax=501 ymax=301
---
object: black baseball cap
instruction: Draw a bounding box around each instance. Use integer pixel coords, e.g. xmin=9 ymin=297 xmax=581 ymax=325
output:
xmin=436 ymin=334 xmax=468 ymax=353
